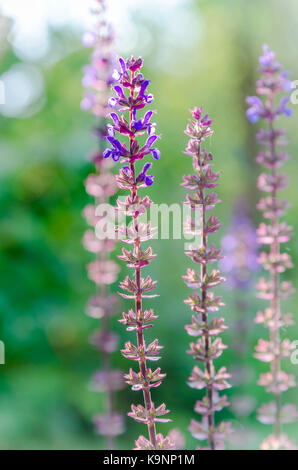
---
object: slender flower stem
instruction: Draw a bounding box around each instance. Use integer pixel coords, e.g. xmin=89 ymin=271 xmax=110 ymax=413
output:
xmin=247 ymin=44 xmax=297 ymax=450
xmin=126 ymin=72 xmax=156 ymax=446
xmin=268 ymin=117 xmax=281 ymax=437
xmin=183 ymin=107 xmax=232 ymax=450
xmin=104 ymin=56 xmax=172 ymax=450
xmin=81 ymin=0 xmax=124 ymax=447
xmin=198 ymin=149 xmax=215 ymax=449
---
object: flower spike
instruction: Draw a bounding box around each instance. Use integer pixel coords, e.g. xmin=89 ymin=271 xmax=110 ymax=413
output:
xmin=182 ymin=107 xmax=232 ymax=450
xmin=247 ymin=45 xmax=297 ymax=450
xmin=81 ymin=0 xmax=124 ymax=449
xmin=105 ymin=56 xmax=173 ymax=450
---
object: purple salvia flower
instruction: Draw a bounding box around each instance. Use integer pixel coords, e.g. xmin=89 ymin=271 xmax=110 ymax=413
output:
xmin=105 ymin=56 xmax=173 ymax=450
xmin=182 ymin=107 xmax=233 ymax=450
xmin=82 ymin=0 xmax=124 ymax=449
xmin=247 ymin=45 xmax=297 ymax=450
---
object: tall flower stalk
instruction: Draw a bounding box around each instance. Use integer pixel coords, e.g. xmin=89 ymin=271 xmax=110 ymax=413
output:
xmin=182 ymin=107 xmax=232 ymax=450
xmin=81 ymin=0 xmax=124 ymax=449
xmin=247 ymin=45 xmax=297 ymax=450
xmin=104 ymin=56 xmax=173 ymax=450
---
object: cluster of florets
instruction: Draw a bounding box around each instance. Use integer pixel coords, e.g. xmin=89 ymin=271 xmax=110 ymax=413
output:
xmin=246 ymin=45 xmax=292 ymax=124
xmin=102 ymin=57 xmax=160 ymax=174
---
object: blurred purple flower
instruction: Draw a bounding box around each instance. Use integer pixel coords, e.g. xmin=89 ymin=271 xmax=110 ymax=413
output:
xmin=81 ymin=0 xmax=124 ymax=449
xmin=220 ymin=200 xmax=258 ymax=290
xmin=247 ymin=45 xmax=296 ymax=450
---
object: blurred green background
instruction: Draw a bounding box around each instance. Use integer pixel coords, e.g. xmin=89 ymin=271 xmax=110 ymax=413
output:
xmin=0 ymin=0 xmax=297 ymax=449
